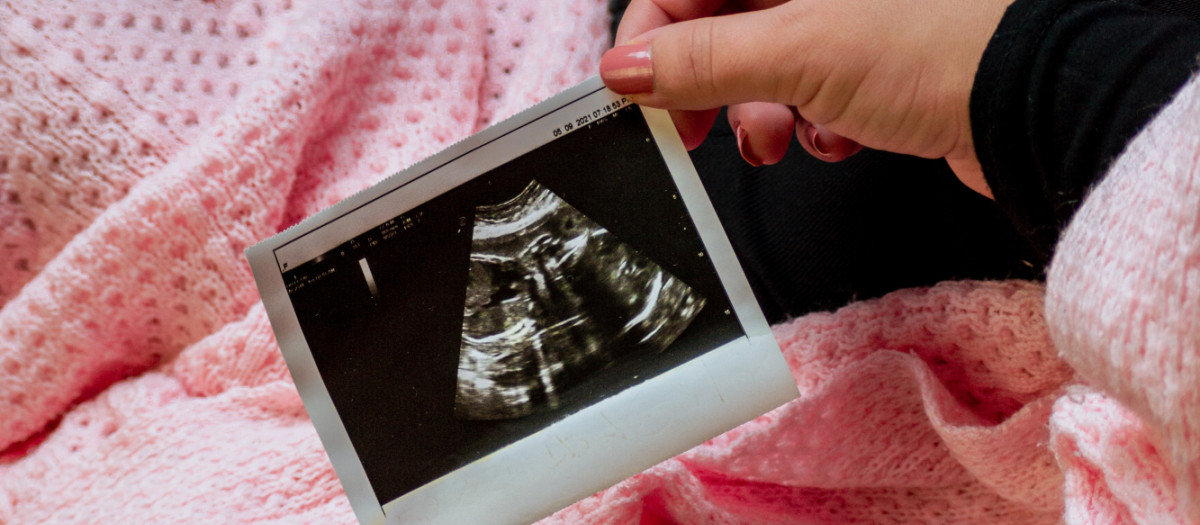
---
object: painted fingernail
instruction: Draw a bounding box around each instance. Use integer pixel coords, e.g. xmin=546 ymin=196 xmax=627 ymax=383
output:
xmin=735 ymin=124 xmax=762 ymax=167
xmin=807 ymin=125 xmax=831 ymax=157
xmin=600 ymin=42 xmax=653 ymax=94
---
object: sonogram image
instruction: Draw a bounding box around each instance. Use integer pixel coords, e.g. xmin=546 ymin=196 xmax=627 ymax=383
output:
xmin=455 ymin=181 xmax=706 ymax=420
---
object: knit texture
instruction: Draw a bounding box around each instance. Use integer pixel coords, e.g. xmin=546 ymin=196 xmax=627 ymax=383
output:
xmin=0 ymin=0 xmax=609 ymax=522
xmin=2 ymin=0 xmax=1198 ymax=523
xmin=1046 ymin=67 xmax=1200 ymax=523
xmin=544 ymin=280 xmax=1073 ymax=525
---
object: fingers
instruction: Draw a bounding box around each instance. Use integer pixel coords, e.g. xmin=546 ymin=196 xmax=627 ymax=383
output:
xmin=670 ymin=108 xmax=722 ymax=150
xmin=726 ymin=104 xmax=864 ymax=165
xmin=602 ymin=5 xmax=802 ymax=110
xmin=615 ymin=0 xmax=789 ymax=45
xmin=610 ymin=0 xmax=800 ymax=155
xmin=608 ymin=0 xmax=726 ymax=150
xmin=614 ymin=0 xmax=725 ymax=45
xmin=946 ymin=154 xmax=994 ymax=198
xmin=608 ymin=0 xmax=865 ymax=164
xmin=727 ymin=102 xmax=793 ymax=166
xmin=795 ymin=119 xmax=863 ymax=163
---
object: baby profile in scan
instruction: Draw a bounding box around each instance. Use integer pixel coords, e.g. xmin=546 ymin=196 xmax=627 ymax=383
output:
xmin=455 ymin=180 xmax=706 ymax=420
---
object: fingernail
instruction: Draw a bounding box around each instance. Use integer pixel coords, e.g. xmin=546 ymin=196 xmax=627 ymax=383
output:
xmin=735 ymin=124 xmax=762 ymax=167
xmin=600 ymin=42 xmax=653 ymax=94
xmin=807 ymin=125 xmax=831 ymax=157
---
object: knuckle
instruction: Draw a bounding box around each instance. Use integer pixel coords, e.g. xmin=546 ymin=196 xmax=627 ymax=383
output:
xmin=678 ymin=18 xmax=717 ymax=100
xmin=767 ymin=4 xmax=816 ymax=104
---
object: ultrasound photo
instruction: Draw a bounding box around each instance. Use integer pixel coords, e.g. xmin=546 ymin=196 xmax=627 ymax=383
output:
xmin=456 ymin=181 xmax=706 ymax=420
xmin=255 ymin=82 xmax=787 ymax=522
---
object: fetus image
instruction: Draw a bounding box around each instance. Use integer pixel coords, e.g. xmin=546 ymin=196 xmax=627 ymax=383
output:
xmin=455 ymin=180 xmax=706 ymax=420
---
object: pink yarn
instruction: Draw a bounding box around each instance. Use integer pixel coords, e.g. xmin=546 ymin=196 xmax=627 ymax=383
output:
xmin=2 ymin=0 xmax=1197 ymax=522
xmin=1046 ymin=68 xmax=1200 ymax=523
xmin=0 ymin=0 xmax=609 ymax=522
xmin=545 ymin=280 xmax=1072 ymax=525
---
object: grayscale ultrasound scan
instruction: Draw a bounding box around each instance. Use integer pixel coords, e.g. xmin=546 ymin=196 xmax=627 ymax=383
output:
xmin=253 ymin=80 xmax=794 ymax=524
xmin=456 ymin=181 xmax=706 ymax=420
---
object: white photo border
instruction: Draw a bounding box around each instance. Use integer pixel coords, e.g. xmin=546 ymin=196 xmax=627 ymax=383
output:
xmin=246 ymin=76 xmax=798 ymax=525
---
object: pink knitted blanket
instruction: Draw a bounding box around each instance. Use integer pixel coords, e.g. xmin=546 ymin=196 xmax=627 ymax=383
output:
xmin=1 ymin=1 xmax=1197 ymax=523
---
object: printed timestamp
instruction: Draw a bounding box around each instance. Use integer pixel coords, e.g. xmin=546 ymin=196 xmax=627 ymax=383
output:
xmin=551 ymin=97 xmax=630 ymax=138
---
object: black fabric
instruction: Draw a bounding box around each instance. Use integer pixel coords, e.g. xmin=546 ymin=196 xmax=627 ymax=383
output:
xmin=608 ymin=0 xmax=630 ymax=45
xmin=972 ymin=0 xmax=1200 ymax=266
xmin=1138 ymin=0 xmax=1200 ymax=20
xmin=689 ymin=116 xmax=1039 ymax=323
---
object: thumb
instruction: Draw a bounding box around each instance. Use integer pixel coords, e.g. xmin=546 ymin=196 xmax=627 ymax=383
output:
xmin=600 ymin=6 xmax=803 ymax=111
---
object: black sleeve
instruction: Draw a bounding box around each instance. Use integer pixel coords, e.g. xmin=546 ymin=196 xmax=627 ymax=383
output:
xmin=971 ymin=0 xmax=1200 ymax=265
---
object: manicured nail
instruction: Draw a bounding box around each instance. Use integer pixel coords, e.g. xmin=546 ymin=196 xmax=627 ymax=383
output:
xmin=807 ymin=125 xmax=831 ymax=157
xmin=735 ymin=124 xmax=762 ymax=167
xmin=600 ymin=42 xmax=653 ymax=94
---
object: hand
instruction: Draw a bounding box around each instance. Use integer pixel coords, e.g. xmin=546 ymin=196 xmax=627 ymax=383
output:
xmin=600 ymin=0 xmax=1014 ymax=196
